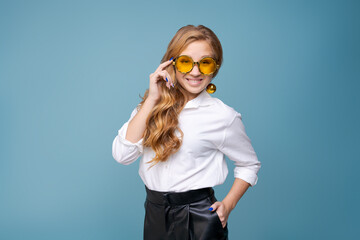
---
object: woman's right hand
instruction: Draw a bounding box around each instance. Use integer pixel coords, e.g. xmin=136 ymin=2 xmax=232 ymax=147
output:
xmin=147 ymin=59 xmax=175 ymax=102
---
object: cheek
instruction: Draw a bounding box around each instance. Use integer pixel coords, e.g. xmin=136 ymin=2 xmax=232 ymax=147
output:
xmin=175 ymin=71 xmax=185 ymax=82
xmin=204 ymin=77 xmax=212 ymax=85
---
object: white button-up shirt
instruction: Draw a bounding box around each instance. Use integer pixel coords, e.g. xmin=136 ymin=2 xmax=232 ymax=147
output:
xmin=112 ymin=90 xmax=261 ymax=192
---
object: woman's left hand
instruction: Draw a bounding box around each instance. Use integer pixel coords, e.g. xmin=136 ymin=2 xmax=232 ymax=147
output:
xmin=209 ymin=201 xmax=231 ymax=228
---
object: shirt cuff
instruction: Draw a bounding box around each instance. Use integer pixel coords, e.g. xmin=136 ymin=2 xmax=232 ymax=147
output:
xmin=234 ymin=167 xmax=259 ymax=186
xmin=118 ymin=122 xmax=144 ymax=152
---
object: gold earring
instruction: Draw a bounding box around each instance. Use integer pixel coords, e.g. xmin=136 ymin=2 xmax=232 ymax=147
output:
xmin=206 ymin=83 xmax=216 ymax=94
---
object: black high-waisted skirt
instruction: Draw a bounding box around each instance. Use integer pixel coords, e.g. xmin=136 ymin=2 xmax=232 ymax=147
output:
xmin=144 ymin=186 xmax=228 ymax=240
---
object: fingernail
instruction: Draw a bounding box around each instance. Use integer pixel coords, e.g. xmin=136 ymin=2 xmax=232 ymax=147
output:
xmin=208 ymin=207 xmax=213 ymax=211
xmin=166 ymin=77 xmax=168 ymax=82
xmin=169 ymin=57 xmax=173 ymax=61
xmin=171 ymin=83 xmax=174 ymax=87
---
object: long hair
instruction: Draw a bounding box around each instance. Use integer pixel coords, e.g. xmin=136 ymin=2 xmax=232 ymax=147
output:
xmin=140 ymin=25 xmax=223 ymax=166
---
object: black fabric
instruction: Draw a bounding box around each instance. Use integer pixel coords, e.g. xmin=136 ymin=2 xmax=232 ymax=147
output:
xmin=144 ymin=186 xmax=228 ymax=240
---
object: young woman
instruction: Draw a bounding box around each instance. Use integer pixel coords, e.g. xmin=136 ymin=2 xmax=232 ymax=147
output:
xmin=112 ymin=25 xmax=261 ymax=240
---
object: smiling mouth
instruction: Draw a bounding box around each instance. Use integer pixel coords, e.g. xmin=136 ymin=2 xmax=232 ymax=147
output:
xmin=186 ymin=78 xmax=203 ymax=86
xmin=186 ymin=78 xmax=203 ymax=83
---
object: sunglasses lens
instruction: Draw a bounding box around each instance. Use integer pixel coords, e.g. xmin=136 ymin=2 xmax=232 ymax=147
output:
xmin=176 ymin=56 xmax=193 ymax=73
xmin=199 ymin=57 xmax=217 ymax=75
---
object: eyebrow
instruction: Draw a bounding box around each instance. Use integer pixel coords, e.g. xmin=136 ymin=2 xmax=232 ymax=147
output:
xmin=180 ymin=54 xmax=214 ymax=59
xmin=200 ymin=55 xmax=214 ymax=58
xmin=178 ymin=54 xmax=216 ymax=60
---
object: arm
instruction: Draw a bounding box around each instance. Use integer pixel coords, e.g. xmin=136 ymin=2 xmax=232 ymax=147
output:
xmin=210 ymin=178 xmax=250 ymax=228
xmin=112 ymin=107 xmax=145 ymax=165
xmin=211 ymin=112 xmax=261 ymax=227
xmin=112 ymin=98 xmax=157 ymax=165
xmin=125 ymin=98 xmax=157 ymax=143
xmin=112 ymin=59 xmax=175 ymax=164
xmin=223 ymin=178 xmax=250 ymax=211
xmin=126 ymin=59 xmax=175 ymax=143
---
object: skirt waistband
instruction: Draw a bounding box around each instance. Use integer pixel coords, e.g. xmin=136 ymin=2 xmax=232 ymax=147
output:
xmin=145 ymin=186 xmax=214 ymax=206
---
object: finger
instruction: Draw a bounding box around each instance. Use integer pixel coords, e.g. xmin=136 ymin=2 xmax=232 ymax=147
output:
xmin=155 ymin=58 xmax=174 ymax=73
xmin=215 ymin=210 xmax=226 ymax=228
xmin=163 ymin=70 xmax=174 ymax=88
xmin=213 ymin=208 xmax=226 ymax=228
xmin=209 ymin=202 xmax=221 ymax=211
xmin=157 ymin=71 xmax=171 ymax=89
xmin=157 ymin=70 xmax=173 ymax=89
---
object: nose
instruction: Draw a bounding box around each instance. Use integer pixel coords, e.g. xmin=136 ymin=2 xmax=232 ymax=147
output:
xmin=189 ymin=63 xmax=201 ymax=76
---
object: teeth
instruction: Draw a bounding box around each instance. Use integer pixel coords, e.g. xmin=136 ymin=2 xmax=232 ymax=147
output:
xmin=187 ymin=78 xmax=202 ymax=86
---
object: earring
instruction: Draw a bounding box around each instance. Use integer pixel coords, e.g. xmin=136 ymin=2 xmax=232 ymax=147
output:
xmin=206 ymin=83 xmax=216 ymax=94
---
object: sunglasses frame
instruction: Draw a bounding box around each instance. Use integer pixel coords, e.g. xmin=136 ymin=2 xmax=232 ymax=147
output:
xmin=172 ymin=55 xmax=219 ymax=75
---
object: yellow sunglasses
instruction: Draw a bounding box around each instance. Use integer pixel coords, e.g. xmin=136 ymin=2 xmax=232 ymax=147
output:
xmin=173 ymin=55 xmax=219 ymax=75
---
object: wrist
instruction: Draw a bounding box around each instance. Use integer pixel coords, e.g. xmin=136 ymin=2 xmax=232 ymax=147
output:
xmin=144 ymin=97 xmax=158 ymax=106
xmin=222 ymin=199 xmax=236 ymax=212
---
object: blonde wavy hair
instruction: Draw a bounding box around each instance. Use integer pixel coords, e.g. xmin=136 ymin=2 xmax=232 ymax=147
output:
xmin=140 ymin=25 xmax=223 ymax=166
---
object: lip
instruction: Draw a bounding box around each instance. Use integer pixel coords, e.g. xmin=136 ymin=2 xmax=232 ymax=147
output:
xmin=186 ymin=78 xmax=202 ymax=81
xmin=186 ymin=78 xmax=203 ymax=86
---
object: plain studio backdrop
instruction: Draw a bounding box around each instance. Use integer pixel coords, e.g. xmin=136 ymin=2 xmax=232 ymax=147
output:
xmin=0 ymin=0 xmax=359 ymax=239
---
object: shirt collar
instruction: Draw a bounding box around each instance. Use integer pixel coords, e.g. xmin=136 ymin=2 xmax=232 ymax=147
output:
xmin=184 ymin=90 xmax=214 ymax=109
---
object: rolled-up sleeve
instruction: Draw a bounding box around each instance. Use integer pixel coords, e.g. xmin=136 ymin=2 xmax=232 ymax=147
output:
xmin=219 ymin=112 xmax=261 ymax=186
xmin=112 ymin=107 xmax=144 ymax=165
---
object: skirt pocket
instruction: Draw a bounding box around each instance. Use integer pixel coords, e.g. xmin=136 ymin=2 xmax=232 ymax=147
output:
xmin=206 ymin=196 xmax=226 ymax=230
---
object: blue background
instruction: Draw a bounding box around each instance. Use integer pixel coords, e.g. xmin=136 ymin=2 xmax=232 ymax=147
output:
xmin=1 ymin=0 xmax=359 ymax=239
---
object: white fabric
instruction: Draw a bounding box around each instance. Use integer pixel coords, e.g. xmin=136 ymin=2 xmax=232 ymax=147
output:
xmin=112 ymin=90 xmax=261 ymax=192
